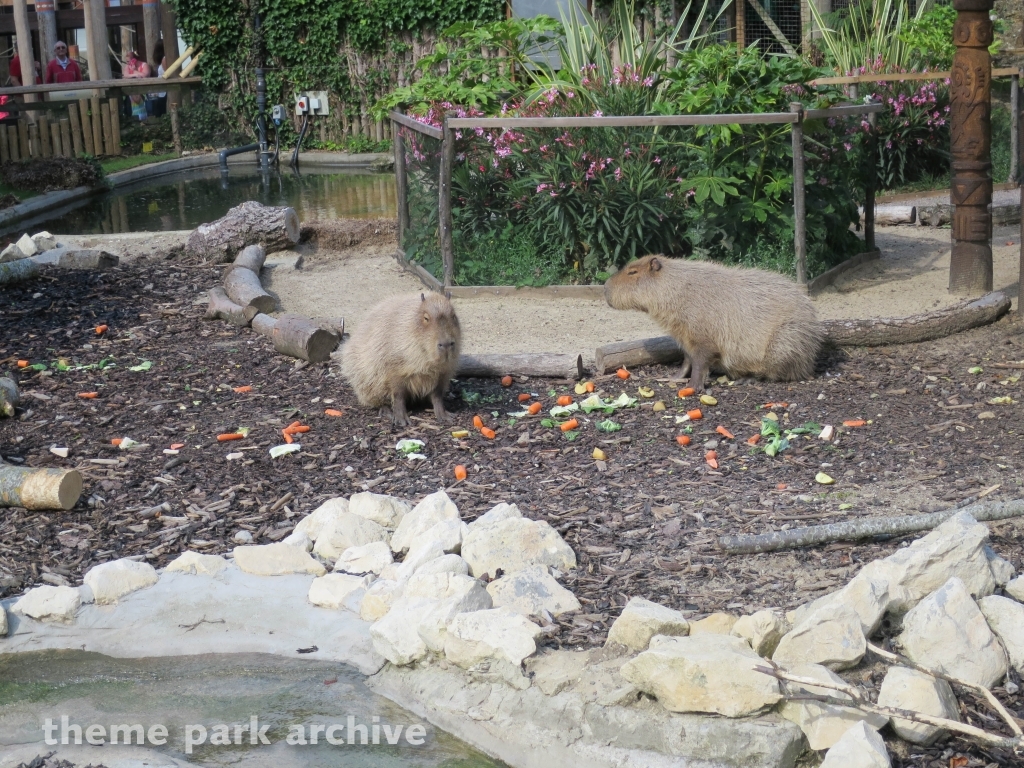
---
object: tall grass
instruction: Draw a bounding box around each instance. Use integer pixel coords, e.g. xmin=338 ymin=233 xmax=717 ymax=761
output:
xmin=808 ymin=0 xmax=934 ymax=74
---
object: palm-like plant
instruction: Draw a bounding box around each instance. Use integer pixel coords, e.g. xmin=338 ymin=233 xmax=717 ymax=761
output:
xmin=807 ymin=0 xmax=934 ymax=75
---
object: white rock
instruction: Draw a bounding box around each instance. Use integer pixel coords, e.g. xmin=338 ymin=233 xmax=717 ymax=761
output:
xmin=308 ymin=573 xmax=374 ymax=609
xmin=370 ymin=597 xmax=434 ymax=666
xmin=731 ymin=610 xmax=789 ymax=656
xmin=233 ymin=530 xmax=253 ymax=544
xmin=791 ymin=572 xmax=912 ymax=637
xmin=467 ymin=502 xmax=523 ymax=530
xmin=359 ymin=579 xmax=402 ymax=622
xmin=414 ymin=554 xmax=469 ymax=577
xmin=420 ymin=518 xmax=469 ymax=554
xmin=899 ymin=577 xmax=1007 ymax=689
xmin=688 ymin=612 xmax=739 ymax=635
xmin=294 ymin=497 xmax=349 ymax=541
xmin=233 ymin=543 xmax=327 ymax=577
xmin=312 ymin=511 xmax=389 ymax=561
xmin=621 ymin=634 xmax=780 ymax=717
xmin=445 ymin=606 xmax=542 ymax=668
xmin=461 ymin=517 xmax=577 ymax=578
xmin=1005 ymin=576 xmax=1024 ymax=602
xmin=390 ymin=490 xmax=460 ymax=554
xmin=335 ymin=541 xmax=393 ymax=575
xmin=773 ymin=604 xmax=865 ymax=671
xmin=394 ymin=540 xmax=446 ymax=582
xmin=378 ymin=563 xmax=401 ymax=581
xmin=281 ymin=530 xmax=313 ymax=551
xmin=979 ymin=595 xmax=1024 ymax=673
xmin=16 ymin=233 xmax=38 ymax=258
xmin=779 ymin=663 xmax=887 ymax=750
xmin=0 ymin=243 xmax=23 ymax=263
xmin=819 ymin=721 xmax=891 ymax=768
xmin=84 ymin=559 xmax=158 ymax=604
xmin=32 ymin=231 xmax=57 ymax=251
xmin=165 ymin=551 xmax=228 ymax=576
xmin=417 ymin=584 xmax=493 ymax=652
xmin=348 ymin=492 xmax=411 ymax=530
xmin=0 ymin=604 xmax=6 ymax=636
xmin=12 ymin=585 xmax=81 ymax=623
xmin=605 ymin=597 xmax=689 ymax=651
xmin=486 ymin=565 xmax=580 ymax=618
xmin=876 ymin=666 xmax=960 ymax=745
xmin=405 ymin=572 xmax=480 ymax=601
xmin=984 ymin=546 xmax=1016 ymax=587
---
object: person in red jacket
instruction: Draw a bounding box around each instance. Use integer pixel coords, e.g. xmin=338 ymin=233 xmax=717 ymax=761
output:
xmin=44 ymin=42 xmax=81 ymax=84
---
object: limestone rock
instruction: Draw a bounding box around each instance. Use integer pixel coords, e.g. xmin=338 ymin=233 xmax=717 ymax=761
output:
xmin=620 ymin=634 xmax=781 ymax=717
xmin=83 ymin=559 xmax=158 ymax=605
xmin=0 ymin=604 xmax=6 ymax=636
xmin=486 ymin=565 xmax=580 ymax=618
xmin=461 ymin=517 xmax=576 ymax=578
xmin=876 ymin=666 xmax=960 ymax=745
xmin=390 ymin=490 xmax=460 ymax=554
xmin=348 ymin=492 xmax=411 ymax=530
xmin=57 ymin=249 xmax=118 ymax=270
xmin=1005 ymin=576 xmax=1024 ymax=602
xmin=233 ymin=542 xmax=327 ymax=577
xmin=308 ymin=573 xmax=375 ymax=609
xmin=468 ymin=502 xmax=523 ymax=530
xmin=420 ymin=518 xmax=469 ymax=555
xmin=294 ymin=497 xmax=349 ymax=542
xmin=984 ymin=546 xmax=1016 ymax=586
xmin=0 ymin=242 xmax=24 ymax=263
xmin=12 ymin=585 xmax=81 ymax=623
xmin=731 ymin=610 xmax=789 ymax=656
xmin=281 ymin=530 xmax=313 ymax=551
xmin=605 ymin=597 xmax=689 ymax=651
xmin=405 ymin=572 xmax=481 ymax=601
xmin=414 ymin=554 xmax=469 ymax=577
xmin=417 ymin=583 xmax=493 ymax=653
xmin=335 ymin=541 xmax=393 ymax=575
xmin=165 ymin=551 xmax=228 ymax=576
xmin=394 ymin=540 xmax=446 ymax=582
xmin=791 ymin=571 xmax=913 ymax=637
xmin=359 ymin=579 xmax=402 ymax=622
xmin=312 ymin=511 xmax=389 ymax=561
xmin=370 ymin=597 xmax=434 ymax=666
xmin=32 ymin=231 xmax=57 ymax=251
xmin=773 ymin=604 xmax=865 ymax=671
xmin=779 ymin=663 xmax=887 ymax=750
xmin=16 ymin=233 xmax=37 ymax=258
xmin=979 ymin=595 xmax=1024 ymax=673
xmin=233 ymin=530 xmax=253 ymax=544
xmin=526 ymin=650 xmax=589 ymax=696
xmin=445 ymin=606 xmax=542 ymax=668
xmin=899 ymin=577 xmax=1007 ymax=689
xmin=819 ymin=721 xmax=891 ymax=768
xmin=688 ymin=612 xmax=739 ymax=636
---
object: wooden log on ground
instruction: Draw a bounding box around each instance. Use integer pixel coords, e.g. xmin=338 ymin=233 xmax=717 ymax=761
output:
xmin=595 ymin=336 xmax=683 ymax=374
xmin=861 ymin=204 xmax=917 ymax=225
xmin=223 ymin=264 xmax=276 ymax=314
xmin=0 ymin=463 xmax=83 ymax=510
xmin=251 ymin=313 xmax=340 ymax=363
xmin=718 ymin=498 xmax=1024 ymax=554
xmin=232 ymin=243 xmax=266 ymax=272
xmin=315 ymin=317 xmax=345 ymax=337
xmin=204 ymin=286 xmax=258 ymax=326
xmin=0 ymin=258 xmax=40 ymax=286
xmin=185 ymin=201 xmax=300 ymax=263
xmin=457 ymin=353 xmax=585 ymax=380
xmin=0 ymin=377 xmax=19 ymax=418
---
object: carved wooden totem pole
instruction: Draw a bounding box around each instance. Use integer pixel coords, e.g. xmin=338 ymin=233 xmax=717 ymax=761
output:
xmin=949 ymin=0 xmax=994 ymax=295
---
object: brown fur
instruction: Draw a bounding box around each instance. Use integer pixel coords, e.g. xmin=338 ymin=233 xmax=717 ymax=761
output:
xmin=604 ymin=255 xmax=821 ymax=389
xmin=342 ymin=291 xmax=462 ymax=425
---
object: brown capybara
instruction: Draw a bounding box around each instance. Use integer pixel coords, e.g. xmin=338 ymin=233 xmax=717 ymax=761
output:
xmin=342 ymin=292 xmax=461 ymax=425
xmin=604 ymin=255 xmax=821 ymax=390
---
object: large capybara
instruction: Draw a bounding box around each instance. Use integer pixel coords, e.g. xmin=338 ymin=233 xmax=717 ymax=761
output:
xmin=342 ymin=291 xmax=461 ymax=425
xmin=604 ymin=255 xmax=821 ymax=390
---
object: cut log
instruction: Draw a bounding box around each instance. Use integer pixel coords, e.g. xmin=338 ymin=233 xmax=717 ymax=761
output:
xmin=0 ymin=377 xmax=19 ymax=418
xmin=457 ymin=353 xmax=585 ymax=380
xmin=232 ymin=243 xmax=267 ymax=272
xmin=0 ymin=257 xmax=40 ymax=286
xmin=184 ymin=201 xmax=300 ymax=263
xmin=0 ymin=463 xmax=83 ymax=510
xmin=251 ymin=313 xmax=340 ymax=363
xmin=595 ymin=336 xmax=683 ymax=374
xmin=223 ymin=264 xmax=276 ymax=315
xmin=315 ymin=317 xmax=345 ymax=338
xmin=860 ymin=204 xmax=916 ymax=226
xmin=204 ymin=286 xmax=258 ymax=326
xmin=821 ymin=291 xmax=1011 ymax=347
xmin=718 ymin=498 xmax=1024 ymax=554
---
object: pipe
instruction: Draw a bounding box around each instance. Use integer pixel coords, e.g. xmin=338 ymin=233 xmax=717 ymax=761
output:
xmin=219 ymin=143 xmax=259 ymax=171
xmin=290 ymin=114 xmax=310 ymax=168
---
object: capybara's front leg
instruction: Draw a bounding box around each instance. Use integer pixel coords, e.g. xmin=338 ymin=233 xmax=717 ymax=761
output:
xmin=430 ymin=382 xmax=452 ymax=424
xmin=687 ymin=351 xmax=711 ymax=393
xmin=671 ymin=353 xmax=692 ymax=382
xmin=391 ymin=387 xmax=411 ymax=426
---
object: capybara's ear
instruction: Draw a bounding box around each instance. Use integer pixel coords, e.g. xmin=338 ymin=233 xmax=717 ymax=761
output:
xmin=649 ymin=257 xmax=662 ymax=272
xmin=421 ymin=293 xmax=426 ymax=302
xmin=445 ymin=290 xmax=452 ymax=300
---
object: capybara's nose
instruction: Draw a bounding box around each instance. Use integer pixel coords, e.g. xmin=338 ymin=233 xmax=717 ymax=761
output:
xmin=438 ymin=341 xmax=456 ymax=351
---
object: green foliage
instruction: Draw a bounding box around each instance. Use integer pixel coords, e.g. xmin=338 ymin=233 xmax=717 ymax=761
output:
xmin=340 ymin=0 xmax=506 ymax=53
xmin=808 ymin=0 xmax=931 ymax=75
xmin=179 ymin=92 xmax=251 ymax=149
xmin=898 ymin=3 xmax=956 ymax=70
xmin=170 ymin=0 xmax=248 ymax=91
xmin=454 ymin=228 xmax=566 ymax=286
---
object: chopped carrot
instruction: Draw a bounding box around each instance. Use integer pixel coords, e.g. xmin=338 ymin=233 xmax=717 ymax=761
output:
xmin=217 ymin=433 xmax=244 ymax=441
xmin=454 ymin=465 xmax=468 ymax=481
xmin=233 ymin=385 xmax=252 ymax=393
xmin=678 ymin=387 xmax=696 ymax=398
xmin=527 ymin=402 xmax=542 ymax=415
xmin=500 ymin=375 xmax=513 ymax=387
xmin=585 ymin=381 xmax=595 ymax=393
xmin=480 ymin=427 xmax=496 ymax=439
xmin=282 ymin=429 xmax=294 ymax=444
xmin=285 ymin=420 xmax=302 ymax=431
xmin=16 ymin=360 xmax=29 ymax=368
xmin=77 ymin=392 xmax=98 ymax=399
xmin=777 ymin=483 xmax=788 ymax=490
xmin=716 ymin=426 xmax=735 ymax=439
xmin=556 ymin=395 xmax=573 ymax=406
xmin=170 ymin=443 xmax=184 ymax=450
xmin=616 ymin=367 xmax=630 ymax=380
xmin=843 ymin=419 xmax=866 ymax=427
xmin=746 ymin=434 xmax=761 ymax=446
xmin=517 ymin=393 xmax=532 ymax=402
xmin=473 ymin=415 xmax=484 ymax=429
xmin=764 ymin=402 xmax=789 ymax=409
xmin=95 ymin=324 xmax=108 ymax=335
xmin=676 ymin=435 xmax=691 ymax=446
xmin=560 ymin=418 xmax=579 ymax=432
xmin=324 ymin=408 xmax=343 ymax=417
xmin=287 ymin=425 xmax=310 ymax=434
xmin=705 ymin=450 xmax=719 ymax=469
xmin=686 ymin=408 xmax=703 ymax=420
xmin=111 ymin=438 xmax=123 ymax=446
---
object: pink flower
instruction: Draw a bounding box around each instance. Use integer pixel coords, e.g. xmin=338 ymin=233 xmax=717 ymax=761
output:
xmin=593 ymin=110 xmax=603 ymax=118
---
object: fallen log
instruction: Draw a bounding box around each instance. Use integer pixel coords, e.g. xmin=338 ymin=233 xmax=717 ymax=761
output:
xmin=204 ymin=287 xmax=258 ymax=326
xmin=232 ymin=243 xmax=267 ymax=273
xmin=0 ymin=257 xmax=39 ymax=286
xmin=185 ymin=201 xmax=300 ymax=263
xmin=595 ymin=336 xmax=683 ymax=375
xmin=457 ymin=353 xmax=585 ymax=380
xmin=0 ymin=377 xmax=19 ymax=418
xmin=0 ymin=463 xmax=83 ymax=510
xmin=315 ymin=317 xmax=345 ymax=338
xmin=223 ymin=263 xmax=276 ymax=315
xmin=861 ymin=204 xmax=916 ymax=226
xmin=251 ymin=313 xmax=340 ymax=363
xmin=718 ymin=498 xmax=1024 ymax=554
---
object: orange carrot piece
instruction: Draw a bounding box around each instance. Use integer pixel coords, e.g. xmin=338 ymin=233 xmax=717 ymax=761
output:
xmin=480 ymin=427 xmax=496 ymax=439
xmin=16 ymin=360 xmax=29 ymax=368
xmin=527 ymin=402 xmax=542 ymax=415
xmin=686 ymin=408 xmax=703 ymax=420
xmin=111 ymin=438 xmax=123 ymax=446
xmin=217 ymin=433 xmax=244 ymax=441
xmin=676 ymin=435 xmax=691 ymax=446
xmin=560 ymin=418 xmax=579 ymax=432
xmin=777 ymin=483 xmax=788 ymax=490
xmin=705 ymin=450 xmax=718 ymax=469
xmin=454 ymin=465 xmax=468 ymax=481
xmin=843 ymin=419 xmax=866 ymax=427
xmin=585 ymin=381 xmax=595 ymax=393
xmin=517 ymin=393 xmax=532 ymax=402
xmin=500 ymin=375 xmax=513 ymax=387
xmin=616 ymin=367 xmax=630 ymax=380
xmin=716 ymin=426 xmax=734 ymax=439
xmin=473 ymin=415 xmax=484 ymax=429
xmin=324 ymin=408 xmax=343 ymax=417
xmin=288 ymin=425 xmax=310 ymax=434
xmin=678 ymin=387 xmax=695 ymax=397
xmin=170 ymin=443 xmax=184 ymax=450
xmin=77 ymin=392 xmax=98 ymax=399
xmin=282 ymin=429 xmax=294 ymax=444
xmin=233 ymin=385 xmax=252 ymax=393
xmin=556 ymin=395 xmax=573 ymax=406
xmin=746 ymin=434 xmax=761 ymax=446
xmin=95 ymin=324 xmax=108 ymax=335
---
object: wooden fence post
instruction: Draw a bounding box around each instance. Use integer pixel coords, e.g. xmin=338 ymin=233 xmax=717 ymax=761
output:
xmin=38 ymin=114 xmax=52 ymax=157
xmin=90 ymin=96 xmax=103 ymax=155
xmin=392 ymin=111 xmax=410 ymax=247
xmin=68 ymin=103 xmax=84 ymax=156
xmin=108 ymin=97 xmax=121 ymax=155
xmin=1010 ymin=70 xmax=1019 ymax=184
xmin=439 ymin=112 xmax=456 ymax=289
xmin=170 ymin=102 xmax=183 ymax=155
xmin=100 ymin=100 xmax=113 ymax=155
xmin=59 ymin=118 xmax=72 ymax=157
xmin=790 ymin=102 xmax=807 ymax=286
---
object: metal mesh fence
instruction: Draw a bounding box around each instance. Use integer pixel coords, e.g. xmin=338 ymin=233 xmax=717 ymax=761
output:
xmin=394 ymin=124 xmax=444 ymax=279
xmin=742 ymin=0 xmax=804 ymax=56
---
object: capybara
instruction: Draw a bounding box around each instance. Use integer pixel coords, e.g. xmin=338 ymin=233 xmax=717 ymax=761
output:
xmin=604 ymin=255 xmax=821 ymax=390
xmin=342 ymin=292 xmax=461 ymax=425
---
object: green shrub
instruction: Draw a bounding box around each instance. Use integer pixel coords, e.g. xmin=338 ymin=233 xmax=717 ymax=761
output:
xmin=454 ymin=227 xmax=566 ymax=286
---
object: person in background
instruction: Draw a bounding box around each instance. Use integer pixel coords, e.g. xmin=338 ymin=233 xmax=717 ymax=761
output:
xmin=146 ymin=42 xmax=167 ymax=118
xmin=9 ymin=54 xmax=41 ymax=87
xmin=123 ymin=50 xmax=151 ymax=121
xmin=44 ymin=41 xmax=82 ymax=84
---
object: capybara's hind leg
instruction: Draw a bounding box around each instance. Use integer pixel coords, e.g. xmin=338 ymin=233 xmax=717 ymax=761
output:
xmin=430 ymin=382 xmax=452 ymax=424
xmin=669 ymin=353 xmax=692 ymax=382
xmin=686 ymin=351 xmax=711 ymax=392
xmin=391 ymin=388 xmax=411 ymax=426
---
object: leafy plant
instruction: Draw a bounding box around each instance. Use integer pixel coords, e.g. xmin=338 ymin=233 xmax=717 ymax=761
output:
xmin=453 ymin=227 xmax=566 ymax=287
xmin=807 ymin=0 xmax=933 ymax=76
xmin=754 ymin=418 xmax=821 ymax=457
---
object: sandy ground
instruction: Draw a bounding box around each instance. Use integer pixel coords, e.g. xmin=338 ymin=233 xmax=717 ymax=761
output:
xmin=261 ymin=222 xmax=1022 ymax=357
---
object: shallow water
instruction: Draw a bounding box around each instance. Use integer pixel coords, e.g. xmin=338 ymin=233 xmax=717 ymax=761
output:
xmin=0 ymin=650 xmax=503 ymax=768
xmin=30 ymin=166 xmax=397 ymax=236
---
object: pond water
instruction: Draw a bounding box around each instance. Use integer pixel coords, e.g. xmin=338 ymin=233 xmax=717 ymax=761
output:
xmin=0 ymin=650 xmax=504 ymax=768
xmin=29 ymin=167 xmax=397 ymax=236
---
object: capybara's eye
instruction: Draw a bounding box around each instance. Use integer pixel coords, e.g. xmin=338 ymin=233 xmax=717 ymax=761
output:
xmin=423 ymin=314 xmax=430 ymax=323
xmin=627 ymin=270 xmax=637 ymax=275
